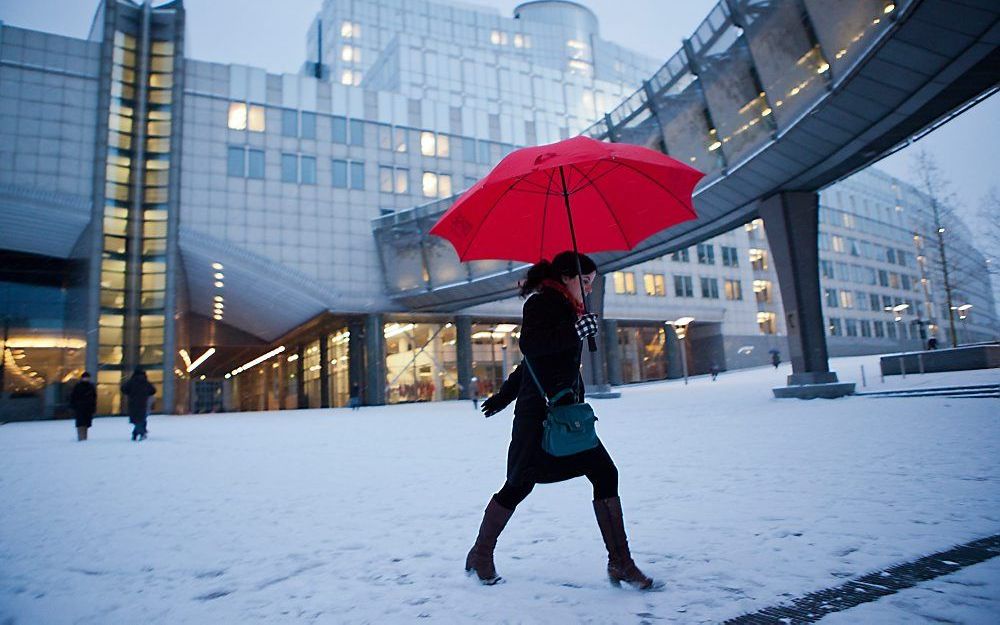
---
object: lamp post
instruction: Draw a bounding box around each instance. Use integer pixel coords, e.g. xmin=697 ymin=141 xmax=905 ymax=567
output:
xmin=884 ymin=303 xmax=909 ymax=343
xmin=667 ymin=316 xmax=695 ymax=385
xmin=952 ymin=303 xmax=972 ymax=345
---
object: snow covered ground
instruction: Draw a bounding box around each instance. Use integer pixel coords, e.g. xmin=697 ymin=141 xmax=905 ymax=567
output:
xmin=1 ymin=354 xmax=998 ymax=624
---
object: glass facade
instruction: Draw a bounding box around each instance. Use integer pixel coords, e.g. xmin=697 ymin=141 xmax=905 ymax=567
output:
xmin=384 ymin=322 xmax=458 ymax=403
xmin=617 ymin=326 xmax=668 ymax=383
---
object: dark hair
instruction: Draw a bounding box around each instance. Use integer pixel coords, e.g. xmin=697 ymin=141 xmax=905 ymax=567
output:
xmin=132 ymin=367 xmax=146 ymax=379
xmin=519 ymin=251 xmax=597 ymax=297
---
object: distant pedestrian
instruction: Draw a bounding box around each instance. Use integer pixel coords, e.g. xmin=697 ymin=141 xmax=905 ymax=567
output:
xmin=771 ymin=350 xmax=781 ymax=369
xmin=470 ymin=376 xmax=480 ymax=410
xmin=121 ymin=368 xmax=155 ymax=441
xmin=70 ymin=371 xmax=97 ymax=441
xmin=927 ymin=337 xmax=938 ymax=350
xmin=349 ymin=383 xmax=362 ymax=410
xmin=710 ymin=363 xmax=720 ymax=381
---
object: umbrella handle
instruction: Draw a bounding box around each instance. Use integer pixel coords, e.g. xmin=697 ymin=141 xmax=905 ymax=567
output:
xmin=587 ymin=335 xmax=597 ymax=352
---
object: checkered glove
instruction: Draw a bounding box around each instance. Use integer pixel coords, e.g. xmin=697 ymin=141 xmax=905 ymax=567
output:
xmin=575 ymin=313 xmax=599 ymax=339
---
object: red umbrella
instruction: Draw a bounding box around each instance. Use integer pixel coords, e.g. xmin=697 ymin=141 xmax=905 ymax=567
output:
xmin=429 ymin=135 xmax=704 ymax=350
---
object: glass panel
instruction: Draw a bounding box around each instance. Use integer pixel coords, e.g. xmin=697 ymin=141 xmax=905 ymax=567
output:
xmin=248 ymin=150 xmax=265 ymax=178
xmin=148 ymin=89 xmax=172 ymax=105
xmin=332 ymin=159 xmax=348 ymax=188
xmin=114 ymin=31 xmax=136 ymax=51
xmin=151 ymin=41 xmax=174 ymax=56
xmin=738 ymin=0 xmax=829 ymax=130
xmin=143 ymin=221 xmax=167 ymax=237
xmin=147 ymin=120 xmax=171 ymax=136
xmin=143 ymin=239 xmax=167 ymax=255
xmin=281 ymin=153 xmax=298 ymax=183
xmin=145 ymin=170 xmax=169 ymax=187
xmin=146 ymin=138 xmax=171 ymax=153
xmin=149 ymin=73 xmax=173 ymax=89
xmin=301 ymin=156 xmax=316 ymax=184
xmin=108 ymin=113 xmax=133 ymax=133
xmin=331 ymin=116 xmax=347 ymax=143
xmin=349 ymin=119 xmax=364 ymax=146
xmin=418 ymin=210 xmax=466 ymax=288
xmin=470 ymin=323 xmax=521 ymax=399
xmin=394 ymin=169 xmax=408 ymax=194
xmin=802 ymin=0 xmax=897 ymax=82
xmin=150 ymin=55 xmax=173 ymax=72
xmin=282 ymin=109 xmax=297 ymax=137
xmin=327 ymin=329 xmax=350 ymax=408
xmin=142 ymin=274 xmax=166 ymax=290
xmin=384 ymin=323 xmax=457 ymax=403
xmin=301 ymin=112 xmax=316 ymax=139
xmin=108 ymin=131 xmax=132 ymax=150
xmin=373 ymin=223 xmax=427 ymax=292
xmin=691 ymin=6 xmax=774 ymax=166
xmin=350 ymin=161 xmax=364 ymax=190
xmin=144 ymin=187 xmax=168 ymax=203
xmin=649 ymin=62 xmax=722 ymax=176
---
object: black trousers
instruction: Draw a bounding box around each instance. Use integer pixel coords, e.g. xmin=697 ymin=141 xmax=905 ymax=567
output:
xmin=494 ymin=442 xmax=619 ymax=510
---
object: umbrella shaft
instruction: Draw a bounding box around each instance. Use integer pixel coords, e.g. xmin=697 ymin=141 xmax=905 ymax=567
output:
xmin=558 ymin=166 xmax=589 ymax=315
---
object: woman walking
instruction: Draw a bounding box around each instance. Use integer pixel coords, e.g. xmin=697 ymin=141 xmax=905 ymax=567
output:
xmin=121 ymin=367 xmax=156 ymax=441
xmin=465 ymin=251 xmax=658 ymax=590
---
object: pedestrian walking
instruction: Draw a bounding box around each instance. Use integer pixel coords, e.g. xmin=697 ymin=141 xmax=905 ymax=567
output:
xmin=465 ymin=251 xmax=659 ymax=590
xmin=470 ymin=376 xmax=480 ymax=410
xmin=710 ymin=363 xmax=720 ymax=381
xmin=771 ymin=350 xmax=781 ymax=369
xmin=927 ymin=336 xmax=938 ymax=350
xmin=121 ymin=367 xmax=155 ymax=441
xmin=69 ymin=371 xmax=97 ymax=441
xmin=349 ymin=383 xmax=362 ymax=410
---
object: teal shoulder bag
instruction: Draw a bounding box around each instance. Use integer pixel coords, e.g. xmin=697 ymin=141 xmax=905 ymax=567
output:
xmin=522 ymin=357 xmax=599 ymax=457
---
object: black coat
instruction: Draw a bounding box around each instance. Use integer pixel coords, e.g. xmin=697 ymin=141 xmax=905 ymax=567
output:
xmin=505 ymin=286 xmax=592 ymax=485
xmin=121 ymin=375 xmax=156 ymax=420
xmin=70 ymin=380 xmax=97 ymax=426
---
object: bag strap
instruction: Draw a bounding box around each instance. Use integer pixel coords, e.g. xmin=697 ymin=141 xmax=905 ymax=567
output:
xmin=522 ymin=357 xmax=577 ymax=408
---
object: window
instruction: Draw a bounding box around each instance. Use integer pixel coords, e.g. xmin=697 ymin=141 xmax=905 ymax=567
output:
xmin=227 ymin=146 xmax=244 ymax=177
xmin=874 ymin=320 xmax=885 ymax=337
xmin=757 ymin=312 xmax=776 ymax=334
xmin=281 ymin=109 xmax=297 ymax=137
xmin=300 ymin=156 xmax=316 ymax=185
xmin=281 ymin=153 xmax=298 ymax=183
xmin=825 ymin=288 xmax=839 ymax=308
xmin=301 ymin=112 xmax=316 ymax=139
xmin=248 ymin=150 xmax=264 ymax=179
xmin=855 ymin=291 xmax=869 ymax=311
xmin=420 ymin=132 xmax=450 ymax=157
xmin=753 ymin=280 xmax=771 ymax=303
xmin=380 ymin=166 xmax=408 ymax=193
xmin=671 ymin=248 xmax=689 ymax=262
xmin=900 ymin=275 xmax=911 ymax=291
xmin=643 ymin=273 xmax=665 ymax=296
xmin=700 ymin=277 xmax=719 ymax=299
xmin=697 ymin=243 xmax=715 ymax=265
xmin=340 ymin=69 xmax=361 ymax=85
xmin=612 ymin=271 xmax=636 ymax=295
xmin=886 ymin=248 xmax=897 ymax=264
xmin=332 ymin=159 xmax=348 ymax=188
xmin=332 ymin=116 xmax=347 ymax=143
xmin=749 ymin=248 xmax=767 ymax=270
xmin=828 ymin=317 xmax=842 ymax=336
xmin=878 ymin=270 xmax=889 ymax=287
xmin=228 ymin=102 xmax=246 ymax=130
xmin=341 ymin=45 xmax=360 ymax=63
xmin=832 ymin=235 xmax=845 ymax=253
xmin=724 ymin=279 xmax=742 ymax=301
xmin=422 ymin=172 xmax=438 ymax=198
xmin=341 ymin=21 xmax=358 ymax=38
xmin=721 ymin=246 xmax=738 ymax=267
xmin=820 ymin=260 xmax=835 ymax=279
xmin=886 ymin=321 xmax=897 ymax=339
xmin=350 ymin=161 xmax=365 ymax=190
xmin=673 ymin=275 xmax=693 ymax=297
xmin=860 ymin=320 xmax=872 ymax=337
xmin=869 ymin=293 xmax=881 ymax=311
xmin=839 ymin=290 xmax=854 ymax=309
xmin=889 ymin=273 xmax=900 ymax=289
xmin=477 ymin=140 xmax=491 ymax=164
xmin=462 ymin=138 xmax=476 ymax=162
xmin=349 ymin=119 xmax=364 ymax=146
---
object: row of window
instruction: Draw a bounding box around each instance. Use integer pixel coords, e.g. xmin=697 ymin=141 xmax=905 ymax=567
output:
xmin=612 ymin=272 xmax=745 ymax=301
xmin=824 ymin=289 xmax=919 ymax=314
xmin=820 ymin=232 xmax=910 ymax=267
xmin=666 ymin=244 xmax=741 ymax=267
xmin=819 ymin=260 xmax=919 ymax=291
xmin=226 ymin=147 xmax=462 ymax=198
xmin=828 ymin=317 xmax=916 ymax=340
xmin=227 ymin=102 xmax=515 ymax=164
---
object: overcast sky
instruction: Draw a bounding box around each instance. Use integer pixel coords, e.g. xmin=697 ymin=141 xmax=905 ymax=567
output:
xmin=2 ymin=0 xmax=997 ymax=231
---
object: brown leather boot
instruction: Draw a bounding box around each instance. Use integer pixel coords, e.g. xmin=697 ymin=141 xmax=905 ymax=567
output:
xmin=593 ymin=496 xmax=660 ymax=590
xmin=465 ymin=496 xmax=514 ymax=585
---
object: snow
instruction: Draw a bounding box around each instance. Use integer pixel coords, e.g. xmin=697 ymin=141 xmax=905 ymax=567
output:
xmin=1 ymin=354 xmax=998 ymax=624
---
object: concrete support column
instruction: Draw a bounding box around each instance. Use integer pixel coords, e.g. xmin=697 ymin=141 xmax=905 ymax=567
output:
xmin=759 ymin=192 xmax=854 ymax=398
xmin=348 ymin=318 xmax=365 ymax=405
xmin=603 ymin=318 xmax=622 ymax=386
xmin=295 ymin=344 xmax=306 ymax=408
xmin=584 ymin=274 xmax=618 ymax=398
xmin=319 ymin=333 xmax=330 ymax=408
xmin=455 ymin=315 xmax=473 ymax=400
xmin=364 ymin=314 xmax=385 ymax=405
xmin=665 ymin=323 xmax=683 ymax=379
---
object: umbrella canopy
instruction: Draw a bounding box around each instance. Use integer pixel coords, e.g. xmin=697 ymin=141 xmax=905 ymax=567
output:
xmin=429 ymin=135 xmax=704 ymax=263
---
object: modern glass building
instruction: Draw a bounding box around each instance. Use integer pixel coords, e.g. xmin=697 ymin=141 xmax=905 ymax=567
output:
xmin=1 ymin=0 xmax=996 ymax=419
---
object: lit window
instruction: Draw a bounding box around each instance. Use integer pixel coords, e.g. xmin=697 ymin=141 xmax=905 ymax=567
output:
xmin=757 ymin=312 xmax=776 ymax=335
xmin=614 ymin=271 xmax=636 ymax=295
xmin=149 ymin=73 xmax=172 ymax=89
xmin=379 ymin=166 xmax=393 ymax=193
xmin=513 ymin=34 xmax=524 ymax=48
xmin=725 ymin=279 xmax=743 ymax=301
xmin=643 ymin=274 xmax=665 ymax=296
xmin=248 ymin=105 xmax=265 ymax=132
xmin=422 ymin=172 xmax=438 ymax=198
xmin=341 ymin=45 xmax=359 ymax=63
xmin=436 ymin=135 xmax=450 ymax=158
xmin=395 ymin=168 xmax=408 ymax=194
xmin=228 ymin=103 xmax=247 ymax=130
xmin=438 ymin=174 xmax=452 ymax=198
xmin=490 ymin=30 xmax=508 ymax=45
xmin=420 ymin=132 xmax=436 ymax=156
xmin=340 ymin=70 xmax=361 ymax=86
xmin=341 ymin=21 xmax=358 ymax=38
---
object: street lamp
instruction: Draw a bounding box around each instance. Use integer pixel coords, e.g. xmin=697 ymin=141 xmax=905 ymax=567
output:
xmin=667 ymin=316 xmax=695 ymax=385
xmin=952 ymin=303 xmax=972 ymax=344
xmin=883 ymin=303 xmax=909 ymax=344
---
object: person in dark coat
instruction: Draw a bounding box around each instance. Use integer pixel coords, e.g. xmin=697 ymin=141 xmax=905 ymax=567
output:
xmin=349 ymin=383 xmax=361 ymax=410
xmin=465 ymin=251 xmax=658 ymax=590
xmin=771 ymin=350 xmax=781 ymax=369
xmin=121 ymin=367 xmax=155 ymax=441
xmin=70 ymin=371 xmax=97 ymax=441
